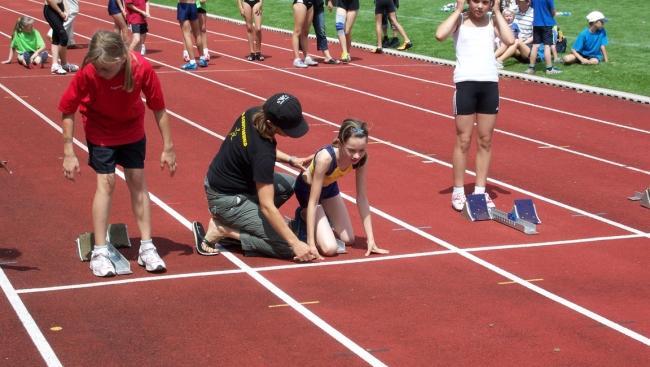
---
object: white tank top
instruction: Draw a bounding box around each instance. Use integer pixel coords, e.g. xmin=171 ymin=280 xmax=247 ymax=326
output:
xmin=453 ymin=13 xmax=499 ymax=83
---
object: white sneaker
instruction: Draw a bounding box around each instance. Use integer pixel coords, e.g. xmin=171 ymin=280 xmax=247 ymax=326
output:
xmin=137 ymin=246 xmax=166 ymax=272
xmin=293 ymin=58 xmax=308 ymax=68
xmin=182 ymin=49 xmax=190 ymax=62
xmin=451 ymin=192 xmax=466 ymax=211
xmin=304 ymin=56 xmax=318 ymax=66
xmin=140 ymin=45 xmax=146 ymax=55
xmin=203 ymin=48 xmax=210 ymax=61
xmin=51 ymin=64 xmax=67 ymax=75
xmin=89 ymin=250 xmax=116 ymax=277
xmin=483 ymin=193 xmax=496 ymax=208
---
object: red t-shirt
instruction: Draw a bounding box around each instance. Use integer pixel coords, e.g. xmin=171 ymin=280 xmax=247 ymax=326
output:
xmin=125 ymin=0 xmax=147 ymax=25
xmin=59 ymin=52 xmax=165 ymax=146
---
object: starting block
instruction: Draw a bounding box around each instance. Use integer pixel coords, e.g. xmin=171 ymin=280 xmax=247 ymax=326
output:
xmin=628 ymin=189 xmax=650 ymax=209
xmin=76 ymin=223 xmax=132 ymax=275
xmin=462 ymin=194 xmax=539 ymax=235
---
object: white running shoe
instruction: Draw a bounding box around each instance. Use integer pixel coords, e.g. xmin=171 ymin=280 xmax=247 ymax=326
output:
xmin=51 ymin=64 xmax=67 ymax=75
xmin=451 ymin=192 xmax=466 ymax=211
xmin=203 ymin=48 xmax=210 ymax=61
xmin=89 ymin=250 xmax=116 ymax=277
xmin=483 ymin=193 xmax=496 ymax=208
xmin=304 ymin=56 xmax=318 ymax=66
xmin=183 ymin=49 xmax=190 ymax=62
xmin=140 ymin=45 xmax=146 ymax=55
xmin=137 ymin=246 xmax=166 ymax=272
xmin=293 ymin=58 xmax=308 ymax=68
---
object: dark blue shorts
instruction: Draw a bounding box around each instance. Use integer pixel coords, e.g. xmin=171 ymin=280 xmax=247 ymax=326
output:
xmin=130 ymin=23 xmax=148 ymax=34
xmin=20 ymin=51 xmax=49 ymax=64
xmin=177 ymin=2 xmax=198 ymax=22
xmin=87 ymin=137 xmax=146 ymax=174
xmin=294 ymin=176 xmax=340 ymax=208
xmin=107 ymin=0 xmax=122 ymax=15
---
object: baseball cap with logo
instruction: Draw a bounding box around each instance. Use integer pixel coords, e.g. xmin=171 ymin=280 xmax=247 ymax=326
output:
xmin=586 ymin=11 xmax=607 ymax=23
xmin=263 ymin=93 xmax=309 ymax=138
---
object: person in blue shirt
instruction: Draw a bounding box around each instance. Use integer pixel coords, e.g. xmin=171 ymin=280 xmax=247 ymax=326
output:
xmin=563 ymin=11 xmax=608 ymax=65
xmin=526 ymin=0 xmax=561 ymax=74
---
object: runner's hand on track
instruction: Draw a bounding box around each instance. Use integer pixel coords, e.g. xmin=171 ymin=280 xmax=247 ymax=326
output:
xmin=365 ymin=242 xmax=389 ymax=257
xmin=292 ymin=241 xmax=319 ymax=262
xmin=63 ymin=155 xmax=80 ymax=181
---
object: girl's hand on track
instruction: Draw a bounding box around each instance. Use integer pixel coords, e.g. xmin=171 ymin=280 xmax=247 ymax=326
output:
xmin=365 ymin=243 xmax=389 ymax=257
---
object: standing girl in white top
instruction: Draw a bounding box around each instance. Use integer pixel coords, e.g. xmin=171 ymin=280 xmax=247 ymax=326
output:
xmin=435 ymin=0 xmax=513 ymax=211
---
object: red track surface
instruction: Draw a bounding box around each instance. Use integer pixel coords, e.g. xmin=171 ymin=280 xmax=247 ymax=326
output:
xmin=1 ymin=1 xmax=649 ymax=366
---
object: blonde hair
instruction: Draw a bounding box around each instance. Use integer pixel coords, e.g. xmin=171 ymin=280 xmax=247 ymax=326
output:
xmin=252 ymin=109 xmax=275 ymax=142
xmin=333 ymin=119 xmax=369 ymax=168
xmin=82 ymin=30 xmax=134 ymax=92
xmin=11 ymin=16 xmax=34 ymax=39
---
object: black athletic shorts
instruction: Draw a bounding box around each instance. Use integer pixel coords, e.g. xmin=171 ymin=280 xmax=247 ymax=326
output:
xmin=453 ymin=81 xmax=499 ymax=115
xmin=532 ymin=26 xmax=554 ymax=46
xmin=336 ymin=0 xmax=359 ymax=11
xmin=88 ymin=137 xmax=147 ymax=174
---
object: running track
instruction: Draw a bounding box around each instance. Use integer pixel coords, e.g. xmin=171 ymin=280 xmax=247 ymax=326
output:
xmin=0 ymin=1 xmax=648 ymax=366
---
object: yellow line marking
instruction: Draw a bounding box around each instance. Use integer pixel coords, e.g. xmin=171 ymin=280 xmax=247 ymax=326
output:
xmin=268 ymin=301 xmax=320 ymax=308
xmin=498 ymin=278 xmax=544 ymax=285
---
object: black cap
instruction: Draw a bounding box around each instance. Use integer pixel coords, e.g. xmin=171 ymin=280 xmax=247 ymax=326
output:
xmin=262 ymin=93 xmax=309 ymax=138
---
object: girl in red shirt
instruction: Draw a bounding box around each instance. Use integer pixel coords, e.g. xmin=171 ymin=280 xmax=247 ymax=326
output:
xmin=60 ymin=30 xmax=177 ymax=277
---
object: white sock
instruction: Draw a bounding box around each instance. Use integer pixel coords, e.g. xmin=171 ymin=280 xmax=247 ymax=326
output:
xmin=93 ymin=244 xmax=108 ymax=254
xmin=473 ymin=186 xmax=486 ymax=194
xmin=453 ymin=186 xmax=465 ymax=195
xmin=140 ymin=239 xmax=154 ymax=251
xmin=189 ymin=59 xmax=196 ymax=65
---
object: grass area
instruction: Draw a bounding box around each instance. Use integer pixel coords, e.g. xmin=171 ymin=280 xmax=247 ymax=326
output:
xmin=152 ymin=0 xmax=650 ymax=97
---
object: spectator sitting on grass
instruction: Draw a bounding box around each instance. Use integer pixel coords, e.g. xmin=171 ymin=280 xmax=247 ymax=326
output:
xmin=563 ymin=11 xmax=608 ymax=65
xmin=513 ymin=0 xmax=533 ymax=62
xmin=494 ymin=8 xmax=519 ymax=68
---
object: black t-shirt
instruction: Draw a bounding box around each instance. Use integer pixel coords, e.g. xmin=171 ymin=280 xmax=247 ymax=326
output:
xmin=206 ymin=107 xmax=277 ymax=195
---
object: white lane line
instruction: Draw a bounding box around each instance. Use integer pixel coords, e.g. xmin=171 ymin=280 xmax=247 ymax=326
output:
xmin=17 ymin=232 xmax=648 ymax=295
xmin=0 ymin=270 xmax=63 ymax=366
xmin=0 ymin=82 xmax=388 ymax=367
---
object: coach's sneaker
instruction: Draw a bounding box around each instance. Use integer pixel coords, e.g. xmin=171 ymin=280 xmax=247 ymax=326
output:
xmin=181 ymin=61 xmax=197 ymax=70
xmin=304 ymin=56 xmax=318 ymax=66
xmin=182 ymin=49 xmax=190 ymax=62
xmin=137 ymin=245 xmax=166 ymax=272
xmin=89 ymin=248 xmax=116 ymax=277
xmin=293 ymin=58 xmax=308 ymax=68
xmin=451 ymin=192 xmax=466 ymax=211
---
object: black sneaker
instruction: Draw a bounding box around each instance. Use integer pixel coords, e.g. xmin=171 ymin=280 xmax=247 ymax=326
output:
xmin=389 ymin=37 xmax=400 ymax=48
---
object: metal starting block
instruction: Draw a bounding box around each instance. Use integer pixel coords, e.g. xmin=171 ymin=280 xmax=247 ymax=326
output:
xmin=628 ymin=189 xmax=650 ymax=209
xmin=462 ymin=194 xmax=539 ymax=235
xmin=76 ymin=223 xmax=132 ymax=275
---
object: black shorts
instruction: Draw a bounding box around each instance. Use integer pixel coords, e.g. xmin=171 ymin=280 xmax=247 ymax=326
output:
xmin=293 ymin=0 xmax=314 ymax=9
xmin=336 ymin=0 xmax=359 ymax=11
xmin=43 ymin=4 xmax=68 ymax=46
xmin=88 ymin=137 xmax=147 ymax=174
xmin=243 ymin=0 xmax=260 ymax=7
xmin=130 ymin=23 xmax=148 ymax=34
xmin=454 ymin=81 xmax=499 ymax=115
xmin=177 ymin=2 xmax=198 ymax=22
xmin=375 ymin=0 xmax=395 ymax=14
xmin=532 ymin=26 xmax=554 ymax=46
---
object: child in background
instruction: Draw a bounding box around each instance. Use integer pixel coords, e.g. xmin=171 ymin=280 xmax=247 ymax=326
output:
xmin=293 ymin=119 xmax=389 ymax=257
xmin=237 ymin=0 xmax=264 ymax=61
xmin=563 ymin=11 xmax=608 ymax=65
xmin=125 ymin=0 xmax=149 ymax=55
xmin=44 ymin=0 xmax=79 ymax=74
xmin=335 ymin=0 xmax=360 ymax=63
xmin=196 ymin=0 xmax=209 ymax=60
xmin=2 ymin=16 xmax=49 ymax=68
xmin=177 ymin=0 xmax=207 ymax=70
xmin=108 ymin=0 xmax=130 ymax=42
xmin=373 ymin=0 xmax=411 ymax=53
xmin=60 ymin=30 xmax=176 ymax=277
xmin=435 ymin=0 xmax=514 ymax=210
xmin=526 ymin=0 xmax=561 ymax=74
xmin=494 ymin=8 xmax=519 ymax=67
